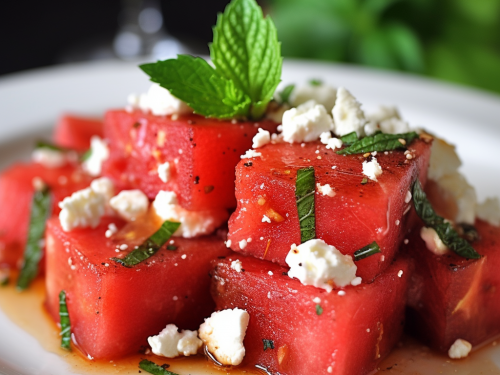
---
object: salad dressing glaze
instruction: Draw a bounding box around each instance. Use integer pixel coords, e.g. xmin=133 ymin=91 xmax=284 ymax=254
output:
xmin=1 ymin=277 xmax=499 ymax=375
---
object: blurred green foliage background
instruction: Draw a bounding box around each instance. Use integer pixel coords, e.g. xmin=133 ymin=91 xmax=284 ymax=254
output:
xmin=268 ymin=0 xmax=500 ymax=94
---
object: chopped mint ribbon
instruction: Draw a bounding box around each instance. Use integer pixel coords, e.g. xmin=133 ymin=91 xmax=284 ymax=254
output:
xmin=111 ymin=221 xmax=181 ymax=267
xmin=59 ymin=290 xmax=72 ymax=351
xmin=296 ymin=167 xmax=316 ymax=243
xmin=337 ymin=132 xmax=419 ymax=155
xmin=139 ymin=359 xmax=179 ymax=375
xmin=354 ymin=241 xmax=381 ymax=261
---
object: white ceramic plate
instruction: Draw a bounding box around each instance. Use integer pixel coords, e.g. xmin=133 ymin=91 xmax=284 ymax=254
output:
xmin=0 ymin=59 xmax=499 ymax=375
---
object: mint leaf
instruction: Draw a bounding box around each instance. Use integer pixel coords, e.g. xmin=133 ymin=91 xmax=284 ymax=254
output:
xmin=412 ymin=180 xmax=481 ymax=260
xmin=111 ymin=221 xmax=181 ymax=267
xmin=337 ymin=132 xmax=419 ymax=155
xmin=139 ymin=360 xmax=179 ymax=375
xmin=354 ymin=241 xmax=381 ymax=261
xmin=340 ymin=131 xmax=358 ymax=146
xmin=315 ymin=304 xmax=323 ymax=315
xmin=35 ymin=141 xmax=66 ymax=152
xmin=309 ymin=79 xmax=322 ymax=86
xmin=140 ymin=55 xmax=251 ymax=119
xmin=17 ymin=186 xmax=52 ymax=290
xmin=263 ymin=339 xmax=274 ymax=351
xmin=211 ymin=0 xmax=282 ymax=119
xmin=278 ymin=84 xmax=295 ymax=104
xmin=296 ymin=167 xmax=316 ymax=243
xmin=59 ymin=290 xmax=72 ymax=351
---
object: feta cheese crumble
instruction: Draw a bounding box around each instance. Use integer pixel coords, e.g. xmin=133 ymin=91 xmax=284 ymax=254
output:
xmin=109 ymin=190 xmax=149 ymax=221
xmin=285 ymin=239 xmax=357 ymax=291
xmin=281 ymin=100 xmax=333 ymax=143
xmin=325 ymin=137 xmax=343 ymax=151
xmin=198 ymin=308 xmax=250 ymax=366
xmin=32 ymin=148 xmax=67 ymax=168
xmin=83 ymin=136 xmax=109 ymax=177
xmin=148 ymin=324 xmax=202 ymax=358
xmin=132 ymin=83 xmax=192 ymax=116
xmin=152 ymin=191 xmax=228 ymax=238
xmin=331 ymin=87 xmax=366 ymax=137
xmin=241 ymin=149 xmax=262 ymax=159
xmin=362 ymin=157 xmax=383 ymax=181
xmin=239 ymin=239 xmax=248 ymax=249
xmin=289 ymin=82 xmax=337 ymax=112
xmin=364 ymin=106 xmax=410 ymax=136
xmin=262 ymin=215 xmax=271 ymax=223
xmin=157 ymin=161 xmax=171 ymax=183
xmin=477 ymin=198 xmax=500 ymax=226
xmin=448 ymin=338 xmax=472 ymax=359
xmin=420 ymin=227 xmax=449 ymax=255
xmin=230 ymin=260 xmax=243 ymax=273
xmin=59 ymin=184 xmax=109 ymax=232
xmin=316 ymin=183 xmax=335 ymax=197
xmin=252 ymin=128 xmax=271 ymax=148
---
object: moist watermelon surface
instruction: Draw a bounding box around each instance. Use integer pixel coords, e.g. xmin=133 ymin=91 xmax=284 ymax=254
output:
xmin=210 ymin=254 xmax=411 ymax=375
xmin=0 ymin=163 xmax=92 ymax=268
xmin=45 ymin=217 xmax=231 ymax=359
xmin=406 ymin=219 xmax=500 ymax=352
xmin=53 ymin=115 xmax=104 ymax=151
xmin=102 ymin=110 xmax=278 ymax=210
xmin=228 ymin=139 xmax=431 ymax=281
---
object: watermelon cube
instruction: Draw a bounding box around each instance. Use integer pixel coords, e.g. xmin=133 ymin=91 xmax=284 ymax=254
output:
xmin=53 ymin=115 xmax=104 ymax=152
xmin=102 ymin=110 xmax=278 ymax=210
xmin=227 ymin=139 xmax=431 ymax=281
xmin=406 ymin=219 xmax=500 ymax=352
xmin=0 ymin=163 xmax=91 ymax=268
xmin=209 ymin=254 xmax=411 ymax=374
xmin=44 ymin=217 xmax=230 ymax=359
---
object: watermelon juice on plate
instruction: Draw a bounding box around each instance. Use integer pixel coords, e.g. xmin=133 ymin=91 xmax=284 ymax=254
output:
xmin=1 ymin=0 xmax=500 ymax=374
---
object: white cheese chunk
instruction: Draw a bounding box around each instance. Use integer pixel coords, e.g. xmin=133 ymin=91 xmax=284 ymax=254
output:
xmin=319 ymin=131 xmax=332 ymax=144
xmin=252 ymin=128 xmax=271 ymax=148
xmin=289 ymin=82 xmax=337 ymax=112
xmin=198 ymin=308 xmax=250 ymax=366
xmin=332 ymin=87 xmax=366 ymax=137
xmin=241 ymin=149 xmax=262 ymax=159
xmin=477 ymin=197 xmax=500 ymax=226
xmin=448 ymin=338 xmax=472 ymax=359
xmin=59 ymin=188 xmax=106 ymax=232
xmin=90 ymin=177 xmax=115 ymax=202
xmin=325 ymin=137 xmax=343 ymax=151
xmin=420 ymin=227 xmax=449 ymax=255
xmin=148 ymin=324 xmax=202 ymax=358
xmin=32 ymin=148 xmax=67 ymax=168
xmin=365 ymin=106 xmax=410 ymax=135
xmin=137 ymin=83 xmax=192 ymax=116
xmin=316 ymin=183 xmax=335 ymax=197
xmin=158 ymin=162 xmax=171 ymax=183
xmin=428 ymin=138 xmax=462 ymax=181
xmin=83 ymin=136 xmax=109 ymax=177
xmin=437 ymin=173 xmax=477 ymax=225
xmin=109 ymin=190 xmax=149 ymax=221
xmin=282 ymin=100 xmax=333 ymax=143
xmin=152 ymin=191 xmax=228 ymax=238
xmin=285 ymin=239 xmax=357 ymax=291
xmin=230 ymin=259 xmax=243 ymax=272
xmin=362 ymin=157 xmax=383 ymax=181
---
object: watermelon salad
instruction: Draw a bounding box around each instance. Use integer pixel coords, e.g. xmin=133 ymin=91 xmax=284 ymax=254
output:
xmin=1 ymin=0 xmax=500 ymax=374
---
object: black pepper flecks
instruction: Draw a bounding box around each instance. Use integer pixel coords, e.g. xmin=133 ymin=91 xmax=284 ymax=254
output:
xmin=194 ymin=176 xmax=200 ymax=184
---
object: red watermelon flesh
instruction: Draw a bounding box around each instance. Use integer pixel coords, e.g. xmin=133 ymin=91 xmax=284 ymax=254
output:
xmin=210 ymin=254 xmax=411 ymax=375
xmin=53 ymin=114 xmax=104 ymax=151
xmin=227 ymin=139 xmax=431 ymax=282
xmin=102 ymin=110 xmax=278 ymax=210
xmin=0 ymin=163 xmax=92 ymax=268
xmin=406 ymin=219 xmax=500 ymax=352
xmin=45 ymin=217 xmax=231 ymax=359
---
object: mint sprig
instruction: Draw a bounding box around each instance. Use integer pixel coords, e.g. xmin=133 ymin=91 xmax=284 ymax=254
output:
xmin=337 ymin=132 xmax=419 ymax=155
xmin=211 ymin=0 xmax=282 ymax=119
xmin=140 ymin=0 xmax=282 ymax=120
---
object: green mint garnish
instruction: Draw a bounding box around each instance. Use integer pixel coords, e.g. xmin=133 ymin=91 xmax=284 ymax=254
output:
xmin=412 ymin=180 xmax=481 ymax=259
xmin=166 ymin=245 xmax=178 ymax=251
xmin=340 ymin=131 xmax=358 ymax=146
xmin=140 ymin=0 xmax=282 ymax=120
xmin=35 ymin=141 xmax=66 ymax=152
xmin=315 ymin=304 xmax=323 ymax=315
xmin=354 ymin=241 xmax=381 ymax=261
xmin=17 ymin=186 xmax=52 ymax=290
xmin=337 ymin=132 xmax=419 ymax=155
xmin=263 ymin=339 xmax=275 ymax=351
xmin=59 ymin=290 xmax=72 ymax=351
xmin=139 ymin=359 xmax=179 ymax=375
xmin=81 ymin=148 xmax=92 ymax=162
xmin=277 ymin=84 xmax=295 ymax=104
xmin=309 ymin=79 xmax=322 ymax=86
xmin=296 ymin=167 xmax=316 ymax=243
xmin=111 ymin=221 xmax=181 ymax=267
xmin=361 ymin=178 xmax=368 ymax=185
